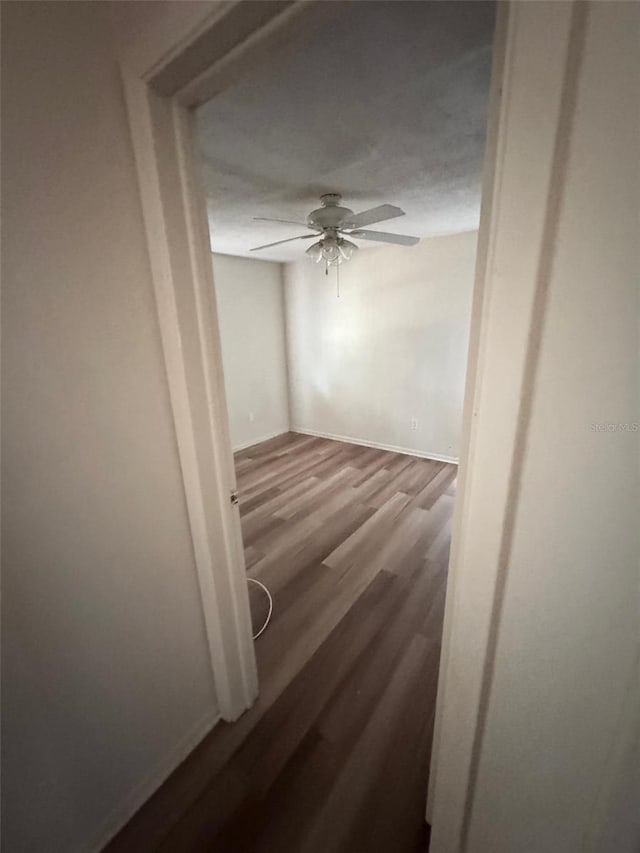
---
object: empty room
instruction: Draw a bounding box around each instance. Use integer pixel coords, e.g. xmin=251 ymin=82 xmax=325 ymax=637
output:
xmin=110 ymin=2 xmax=495 ymax=849
xmin=5 ymin=1 xmax=639 ymax=852
xmin=103 ymin=2 xmax=495 ymax=849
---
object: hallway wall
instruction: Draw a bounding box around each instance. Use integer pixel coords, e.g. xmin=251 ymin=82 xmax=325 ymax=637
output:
xmin=2 ymin=4 xmax=221 ymax=850
xmin=430 ymin=3 xmax=640 ymax=850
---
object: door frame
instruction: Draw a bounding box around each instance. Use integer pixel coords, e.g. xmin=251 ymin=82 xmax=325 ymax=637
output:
xmin=428 ymin=2 xmax=590 ymax=849
xmin=118 ymin=0 xmax=314 ymax=721
xmin=117 ymin=0 xmax=517 ymax=844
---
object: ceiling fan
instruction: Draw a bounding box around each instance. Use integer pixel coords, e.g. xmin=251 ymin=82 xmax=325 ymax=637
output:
xmin=250 ymin=193 xmax=419 ymax=268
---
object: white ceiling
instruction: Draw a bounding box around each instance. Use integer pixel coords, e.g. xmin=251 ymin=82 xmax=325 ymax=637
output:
xmin=196 ymin=1 xmax=495 ymax=263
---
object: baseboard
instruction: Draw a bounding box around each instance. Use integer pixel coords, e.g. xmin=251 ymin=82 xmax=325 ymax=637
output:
xmin=233 ymin=429 xmax=289 ymax=452
xmin=89 ymin=708 xmax=221 ymax=852
xmin=291 ymin=427 xmax=459 ymax=464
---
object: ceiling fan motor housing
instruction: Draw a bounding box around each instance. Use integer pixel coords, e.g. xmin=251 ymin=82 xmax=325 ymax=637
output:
xmin=307 ymin=193 xmax=355 ymax=230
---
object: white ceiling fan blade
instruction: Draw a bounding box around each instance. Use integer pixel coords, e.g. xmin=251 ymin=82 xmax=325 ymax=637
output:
xmin=254 ymin=217 xmax=320 ymax=230
xmin=348 ymin=229 xmax=419 ymax=246
xmin=346 ymin=204 xmax=405 ymax=229
xmin=250 ymin=234 xmax=319 ymax=252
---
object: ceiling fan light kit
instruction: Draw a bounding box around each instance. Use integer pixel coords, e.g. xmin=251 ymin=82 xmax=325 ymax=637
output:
xmin=251 ymin=193 xmax=419 ymax=274
xmin=305 ymin=234 xmax=358 ymax=267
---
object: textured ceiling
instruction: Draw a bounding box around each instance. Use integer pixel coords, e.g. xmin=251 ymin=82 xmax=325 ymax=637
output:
xmin=196 ymin=1 xmax=495 ymax=263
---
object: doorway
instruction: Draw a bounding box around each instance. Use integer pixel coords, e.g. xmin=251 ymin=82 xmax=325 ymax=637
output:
xmin=111 ymin=1 xmax=502 ymax=849
xmin=196 ymin=0 xmax=493 ymax=681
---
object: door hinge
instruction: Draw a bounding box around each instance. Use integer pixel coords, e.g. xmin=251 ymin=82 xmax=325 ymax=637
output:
xmin=230 ymin=490 xmax=239 ymax=506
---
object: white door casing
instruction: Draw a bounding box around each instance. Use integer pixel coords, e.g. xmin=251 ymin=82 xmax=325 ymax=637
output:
xmin=118 ymin=0 xmax=314 ymax=722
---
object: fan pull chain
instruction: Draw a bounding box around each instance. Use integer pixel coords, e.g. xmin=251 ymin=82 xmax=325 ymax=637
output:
xmin=337 ymin=263 xmax=340 ymax=299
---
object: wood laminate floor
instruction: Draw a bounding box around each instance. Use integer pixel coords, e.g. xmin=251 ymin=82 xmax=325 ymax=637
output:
xmin=107 ymin=433 xmax=457 ymax=853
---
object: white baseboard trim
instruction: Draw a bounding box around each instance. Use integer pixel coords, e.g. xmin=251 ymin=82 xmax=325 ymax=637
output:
xmin=291 ymin=427 xmax=459 ymax=465
xmin=90 ymin=708 xmax=220 ymax=852
xmin=233 ymin=429 xmax=290 ymax=452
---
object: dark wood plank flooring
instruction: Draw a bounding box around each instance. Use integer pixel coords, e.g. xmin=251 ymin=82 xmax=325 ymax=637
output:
xmin=106 ymin=432 xmax=456 ymax=852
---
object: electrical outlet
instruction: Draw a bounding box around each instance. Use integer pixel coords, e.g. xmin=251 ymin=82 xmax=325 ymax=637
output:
xmin=248 ymin=411 xmax=255 ymax=423
xmin=410 ymin=417 xmax=418 ymax=430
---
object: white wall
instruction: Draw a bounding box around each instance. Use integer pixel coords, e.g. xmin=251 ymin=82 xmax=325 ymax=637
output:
xmin=2 ymin=4 xmax=221 ymax=851
xmin=469 ymin=4 xmax=640 ymax=849
xmin=212 ymin=254 xmax=290 ymax=450
xmin=431 ymin=2 xmax=640 ymax=851
xmin=285 ymin=231 xmax=477 ymax=462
